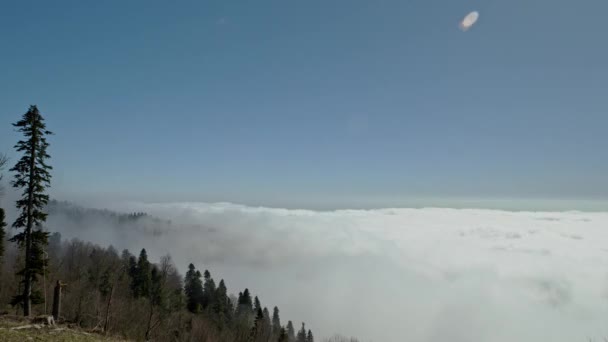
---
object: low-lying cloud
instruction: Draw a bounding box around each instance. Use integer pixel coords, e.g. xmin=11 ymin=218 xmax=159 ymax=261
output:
xmin=43 ymin=202 xmax=608 ymax=341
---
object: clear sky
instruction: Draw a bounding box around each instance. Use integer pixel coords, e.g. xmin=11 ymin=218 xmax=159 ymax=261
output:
xmin=1 ymin=0 xmax=607 ymax=208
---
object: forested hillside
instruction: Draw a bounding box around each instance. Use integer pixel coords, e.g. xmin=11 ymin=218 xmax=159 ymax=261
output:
xmin=0 ymin=106 xmax=328 ymax=341
xmin=0 ymin=230 xmax=311 ymax=341
xmin=46 ymin=200 xmax=173 ymax=237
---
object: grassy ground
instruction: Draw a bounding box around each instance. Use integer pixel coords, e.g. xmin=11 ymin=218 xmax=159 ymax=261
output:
xmin=0 ymin=316 xmax=128 ymax=342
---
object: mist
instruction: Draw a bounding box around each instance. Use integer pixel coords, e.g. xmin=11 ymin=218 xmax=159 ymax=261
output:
xmin=29 ymin=200 xmax=608 ymax=341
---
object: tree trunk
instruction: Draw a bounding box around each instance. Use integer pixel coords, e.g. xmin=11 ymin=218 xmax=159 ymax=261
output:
xmin=15 ymin=282 xmax=21 ymax=315
xmin=23 ymin=122 xmax=37 ymax=317
xmin=145 ymin=301 xmax=154 ymax=341
xmin=76 ymin=286 xmax=83 ymax=325
xmin=103 ymin=284 xmax=113 ymax=333
xmin=52 ymin=281 xmax=61 ymax=321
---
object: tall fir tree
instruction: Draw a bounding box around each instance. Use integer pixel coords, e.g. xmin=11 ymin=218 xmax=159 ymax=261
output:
xmin=128 ymin=255 xmax=138 ymax=291
xmin=212 ymin=279 xmax=232 ymax=328
xmin=184 ymin=263 xmax=203 ymax=313
xmin=254 ymin=296 xmax=262 ymax=314
xmin=287 ymin=321 xmax=296 ymax=342
xmin=0 ymin=208 xmax=6 ymax=275
xmin=9 ymin=105 xmax=53 ymax=316
xmin=202 ymin=269 xmax=216 ymax=309
xmin=0 ymin=154 xmax=6 ymax=269
xmin=132 ymin=248 xmax=151 ymax=298
xmin=272 ymin=306 xmax=281 ymax=336
xmin=297 ymin=323 xmax=307 ymax=342
xmin=306 ymin=330 xmax=314 ymax=342
xmin=249 ymin=307 xmax=265 ymax=341
xmin=236 ymin=288 xmax=254 ymax=333
xmin=278 ymin=327 xmax=289 ymax=342
xmin=237 ymin=288 xmax=253 ymax=317
xmin=149 ymin=265 xmax=165 ymax=307
xmin=243 ymin=289 xmax=252 ymax=306
xmin=145 ymin=265 xmax=167 ymax=340
xmin=262 ymin=307 xmax=272 ymax=341
xmin=121 ymin=249 xmax=133 ymax=267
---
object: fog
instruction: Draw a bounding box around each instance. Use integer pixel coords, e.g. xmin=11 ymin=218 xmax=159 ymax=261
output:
xmin=36 ymin=201 xmax=608 ymax=341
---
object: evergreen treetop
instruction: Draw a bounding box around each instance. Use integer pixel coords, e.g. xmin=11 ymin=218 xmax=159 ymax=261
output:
xmin=287 ymin=321 xmax=296 ymax=342
xmin=254 ymin=295 xmax=261 ymax=313
xmin=306 ymin=329 xmax=314 ymax=342
xmin=272 ymin=306 xmax=281 ymax=334
xmin=297 ymin=323 xmax=307 ymax=342
xmin=184 ymin=263 xmax=203 ymax=313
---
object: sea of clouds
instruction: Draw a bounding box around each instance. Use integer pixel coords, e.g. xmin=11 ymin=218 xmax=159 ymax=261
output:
xmin=44 ymin=202 xmax=608 ymax=342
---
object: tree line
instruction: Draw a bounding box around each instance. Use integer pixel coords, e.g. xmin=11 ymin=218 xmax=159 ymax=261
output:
xmin=0 ymin=105 xmax=323 ymax=341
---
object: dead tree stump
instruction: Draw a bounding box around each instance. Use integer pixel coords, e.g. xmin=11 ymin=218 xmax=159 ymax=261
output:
xmin=52 ymin=280 xmax=66 ymax=321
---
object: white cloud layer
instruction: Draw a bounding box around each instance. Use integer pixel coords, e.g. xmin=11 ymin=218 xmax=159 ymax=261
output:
xmin=46 ymin=202 xmax=608 ymax=342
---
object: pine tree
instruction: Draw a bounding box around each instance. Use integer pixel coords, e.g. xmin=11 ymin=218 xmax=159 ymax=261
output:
xmin=0 ymin=208 xmax=6 ymax=295
xmin=149 ymin=265 xmax=165 ymax=307
xmin=212 ymin=279 xmax=232 ymax=328
xmin=132 ymin=248 xmax=151 ymax=298
xmin=306 ymin=330 xmax=314 ymax=342
xmin=249 ymin=307 xmax=265 ymax=341
xmin=0 ymin=208 xmax=5 ymax=266
xmin=297 ymin=323 xmax=307 ymax=342
xmin=254 ymin=296 xmax=261 ymax=314
xmin=287 ymin=321 xmax=296 ymax=342
xmin=278 ymin=327 xmax=289 ymax=342
xmin=145 ymin=265 xmax=165 ymax=340
xmin=0 ymin=155 xmax=6 ymax=269
xmin=202 ymin=269 xmax=216 ymax=309
xmin=9 ymin=105 xmax=53 ymax=316
xmin=184 ymin=263 xmax=203 ymax=313
xmin=98 ymin=268 xmax=112 ymax=298
xmin=128 ymin=255 xmax=138 ymax=292
xmin=121 ymin=249 xmax=133 ymax=267
xmin=243 ymin=289 xmax=252 ymax=307
xmin=262 ymin=307 xmax=272 ymax=341
xmin=272 ymin=306 xmax=281 ymax=334
xmin=237 ymin=288 xmax=253 ymax=318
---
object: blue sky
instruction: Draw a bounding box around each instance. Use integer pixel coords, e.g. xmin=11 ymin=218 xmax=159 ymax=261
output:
xmin=1 ymin=0 xmax=607 ymax=208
